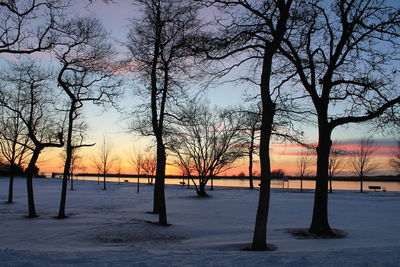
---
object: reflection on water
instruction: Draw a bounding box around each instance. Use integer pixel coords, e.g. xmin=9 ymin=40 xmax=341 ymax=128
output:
xmin=74 ymin=176 xmax=400 ymax=192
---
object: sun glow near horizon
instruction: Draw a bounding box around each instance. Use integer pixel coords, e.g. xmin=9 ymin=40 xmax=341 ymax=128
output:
xmin=37 ymin=138 xmax=398 ymax=177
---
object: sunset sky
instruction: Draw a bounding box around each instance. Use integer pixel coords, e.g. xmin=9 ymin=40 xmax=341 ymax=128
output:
xmin=0 ymin=0 xmax=398 ymax=177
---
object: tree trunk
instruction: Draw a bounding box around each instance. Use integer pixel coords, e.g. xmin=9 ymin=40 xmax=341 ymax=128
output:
xmin=300 ymin=176 xmax=303 ymax=191
xmin=250 ymin=32 xmax=282 ymax=248
xmin=360 ymin=175 xmax=363 ymax=193
xmin=153 ymin=140 xmax=167 ymax=225
xmin=251 ymin=102 xmax=274 ymax=250
xmin=137 ymin=175 xmax=140 ymax=193
xmin=103 ymin=173 xmax=106 ymax=190
xmin=249 ymin=138 xmax=255 ymax=189
xmin=250 ymin=0 xmax=292 ymax=248
xmin=198 ymin=182 xmax=209 ymax=197
xmin=58 ymin=153 xmax=71 ymax=218
xmin=7 ymin=170 xmax=15 ymax=203
xmin=26 ymin=148 xmax=42 ymax=218
xmin=308 ymin=125 xmax=334 ymax=236
xmin=70 ymin=173 xmax=74 ymax=191
xmin=58 ymin=105 xmax=75 ymax=219
xmin=329 ymin=176 xmax=333 ymax=193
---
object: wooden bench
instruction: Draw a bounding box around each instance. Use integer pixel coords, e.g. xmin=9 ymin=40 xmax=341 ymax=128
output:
xmin=124 ymin=180 xmax=129 ymax=183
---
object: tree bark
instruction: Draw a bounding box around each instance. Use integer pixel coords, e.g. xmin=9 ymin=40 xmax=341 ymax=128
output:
xmin=308 ymin=124 xmax=334 ymax=236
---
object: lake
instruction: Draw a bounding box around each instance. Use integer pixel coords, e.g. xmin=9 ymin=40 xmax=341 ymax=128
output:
xmin=74 ymin=176 xmax=400 ymax=192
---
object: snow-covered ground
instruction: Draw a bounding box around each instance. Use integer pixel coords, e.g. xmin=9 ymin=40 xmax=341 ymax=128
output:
xmin=0 ymin=177 xmax=399 ymax=266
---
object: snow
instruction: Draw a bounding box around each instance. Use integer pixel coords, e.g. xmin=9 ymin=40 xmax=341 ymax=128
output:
xmin=1 ymin=177 xmax=400 ymax=266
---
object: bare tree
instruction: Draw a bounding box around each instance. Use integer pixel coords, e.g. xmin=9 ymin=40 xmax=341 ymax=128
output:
xmin=53 ymin=16 xmax=122 ymax=218
xmin=280 ymin=0 xmax=400 ymax=236
xmin=198 ymin=0 xmax=297 ymax=250
xmin=60 ymin=145 xmax=82 ymax=191
xmin=59 ymin=120 xmax=89 ymax=191
xmin=328 ymin=142 xmax=346 ymax=193
xmin=0 ymin=2 xmax=69 ymax=205
xmin=0 ymin=0 xmax=68 ymax=55
xmin=92 ymin=137 xmax=116 ymax=190
xmin=0 ymin=60 xmax=64 ymax=217
xmin=240 ymin=104 xmax=262 ymax=190
xmin=351 ymin=137 xmax=380 ymax=193
xmin=170 ymin=102 xmax=245 ymax=197
xmin=389 ymin=139 xmax=400 ymax=176
xmin=142 ymin=151 xmax=156 ymax=185
xmin=0 ymin=73 xmax=31 ymax=203
xmin=135 ymin=154 xmax=143 ymax=193
xmin=115 ymin=157 xmax=123 ymax=184
xmin=297 ymin=150 xmax=313 ymax=192
xmin=126 ymin=0 xmax=205 ymax=225
xmin=128 ymin=148 xmax=145 ymax=193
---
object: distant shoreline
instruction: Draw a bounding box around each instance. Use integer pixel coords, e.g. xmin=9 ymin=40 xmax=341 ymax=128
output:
xmin=46 ymin=173 xmax=400 ymax=182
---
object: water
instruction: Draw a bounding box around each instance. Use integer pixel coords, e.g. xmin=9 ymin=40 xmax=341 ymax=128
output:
xmin=74 ymin=176 xmax=400 ymax=192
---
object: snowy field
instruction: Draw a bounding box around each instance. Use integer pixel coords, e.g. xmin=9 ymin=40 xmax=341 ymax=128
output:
xmin=0 ymin=177 xmax=399 ymax=267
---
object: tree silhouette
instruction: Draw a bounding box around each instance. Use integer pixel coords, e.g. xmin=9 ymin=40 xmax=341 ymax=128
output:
xmin=142 ymin=150 xmax=156 ymax=185
xmin=280 ymin=0 xmax=400 ymax=236
xmin=199 ymin=0 xmax=296 ymax=250
xmin=60 ymin=142 xmax=83 ymax=191
xmin=0 ymin=68 xmax=31 ymax=203
xmin=328 ymin=142 xmax=347 ymax=193
xmin=128 ymin=148 xmax=144 ymax=193
xmin=115 ymin=158 xmax=123 ymax=184
xmin=389 ymin=139 xmax=400 ymax=175
xmin=0 ymin=60 xmax=64 ymax=217
xmin=240 ymin=105 xmax=262 ymax=190
xmin=170 ymin=102 xmax=245 ymax=197
xmin=53 ymin=16 xmax=122 ymax=218
xmin=297 ymin=150 xmax=313 ymax=192
xmin=0 ymin=0 xmax=68 ymax=55
xmin=126 ymin=0 xmax=204 ymax=225
xmin=351 ymin=137 xmax=380 ymax=193
xmin=92 ymin=137 xmax=116 ymax=191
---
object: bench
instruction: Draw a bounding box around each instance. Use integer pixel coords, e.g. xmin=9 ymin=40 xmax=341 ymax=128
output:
xmin=124 ymin=180 xmax=129 ymax=183
xmin=368 ymin=186 xmax=386 ymax=192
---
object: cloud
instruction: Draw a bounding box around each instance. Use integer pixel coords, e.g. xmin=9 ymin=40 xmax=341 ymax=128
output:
xmin=0 ymin=53 xmax=19 ymax=63
xmin=269 ymin=138 xmax=397 ymax=158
